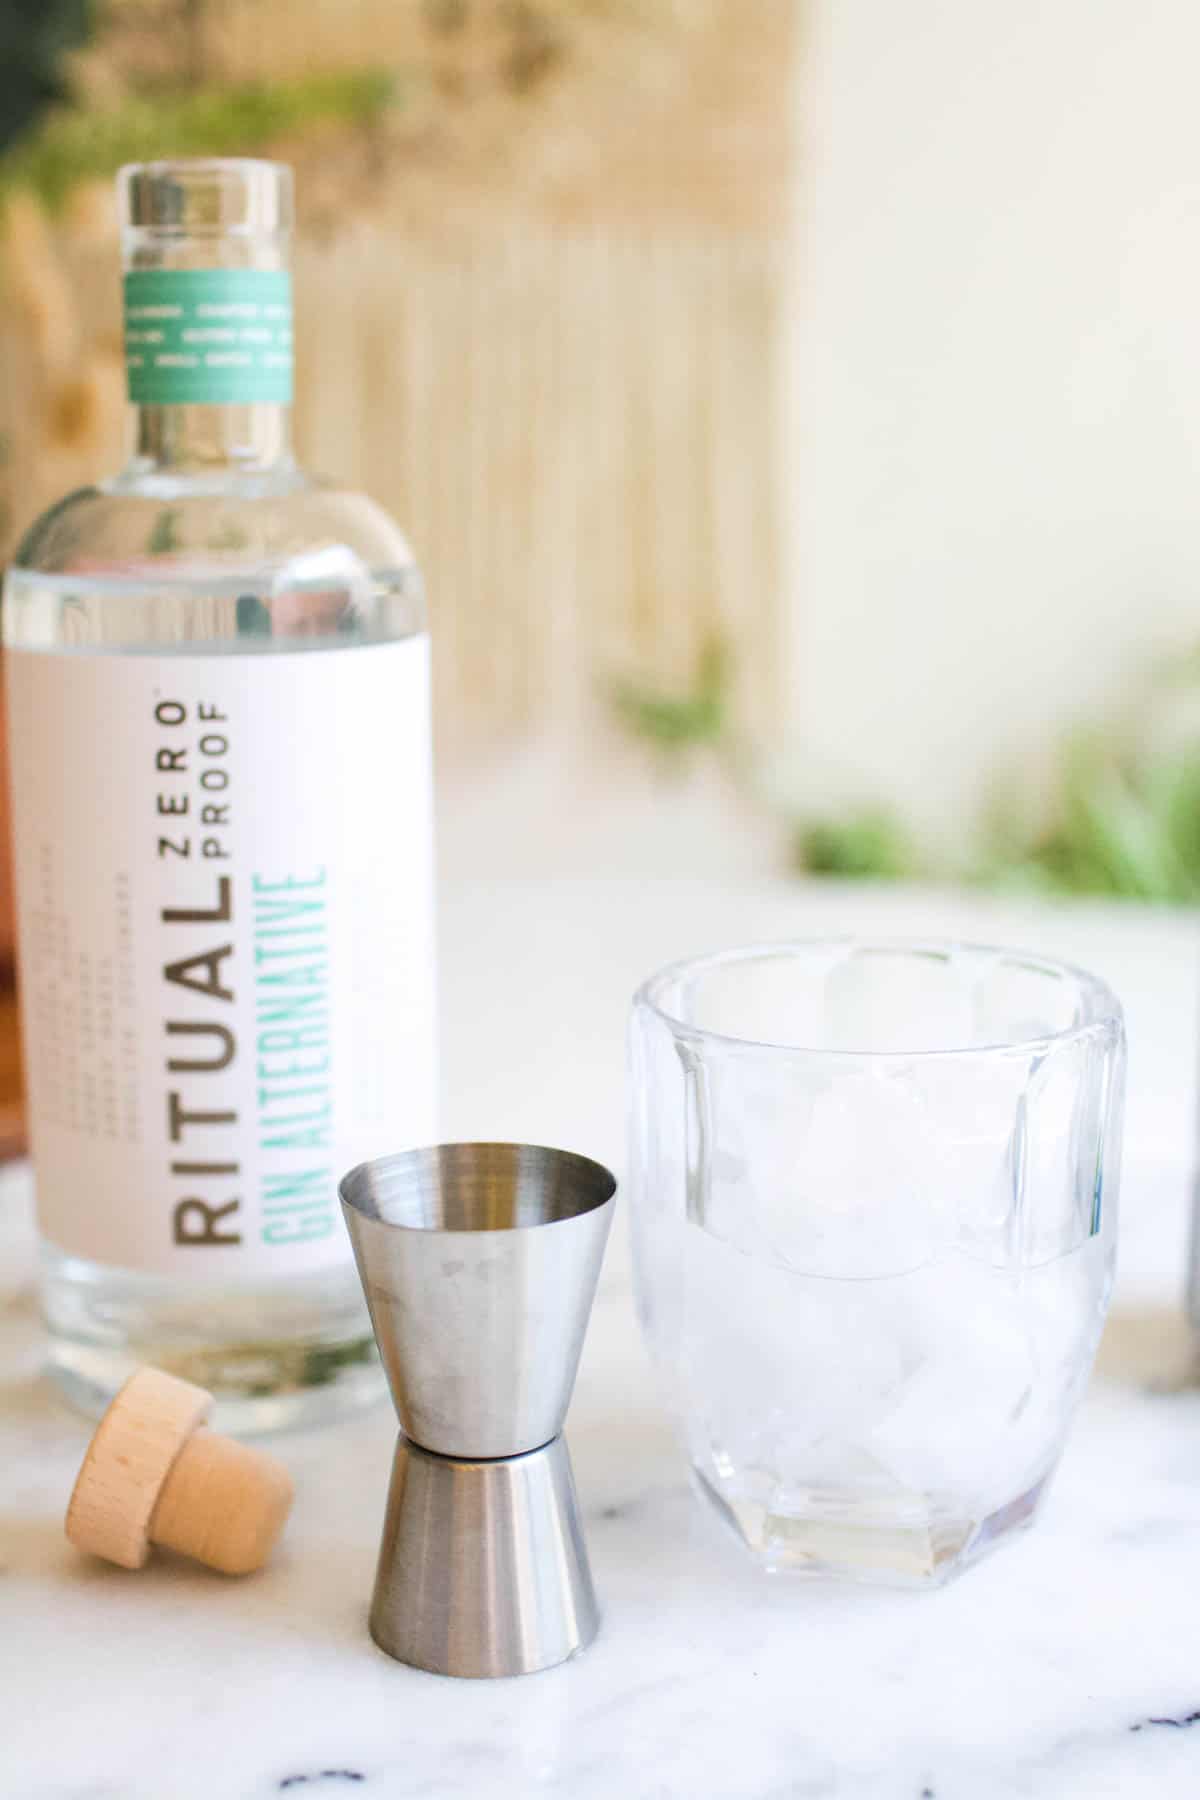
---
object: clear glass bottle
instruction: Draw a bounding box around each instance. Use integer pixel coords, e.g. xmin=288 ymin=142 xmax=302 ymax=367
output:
xmin=2 ymin=160 xmax=436 ymax=1430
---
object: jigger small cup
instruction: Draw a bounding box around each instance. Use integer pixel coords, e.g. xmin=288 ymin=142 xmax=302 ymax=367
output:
xmin=339 ymin=1143 xmax=617 ymax=1678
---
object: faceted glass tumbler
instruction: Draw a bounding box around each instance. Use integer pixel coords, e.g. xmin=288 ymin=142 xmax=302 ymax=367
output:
xmin=628 ymin=941 xmax=1125 ymax=1587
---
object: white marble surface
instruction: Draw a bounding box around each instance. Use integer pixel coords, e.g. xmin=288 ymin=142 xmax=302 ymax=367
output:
xmin=4 ymin=873 xmax=1200 ymax=1800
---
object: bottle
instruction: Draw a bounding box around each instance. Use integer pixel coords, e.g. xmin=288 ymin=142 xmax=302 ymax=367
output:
xmin=2 ymin=160 xmax=436 ymax=1429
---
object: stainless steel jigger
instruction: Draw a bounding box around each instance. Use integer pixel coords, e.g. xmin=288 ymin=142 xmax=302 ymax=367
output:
xmin=339 ymin=1143 xmax=617 ymax=1679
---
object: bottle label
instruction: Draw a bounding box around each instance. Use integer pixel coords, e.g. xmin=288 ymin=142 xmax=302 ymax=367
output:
xmin=123 ymin=269 xmax=293 ymax=406
xmin=5 ymin=638 xmax=435 ymax=1276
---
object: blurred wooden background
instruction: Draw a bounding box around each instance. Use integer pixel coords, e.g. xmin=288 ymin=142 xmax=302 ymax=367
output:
xmin=0 ymin=0 xmax=801 ymax=1140
xmin=1 ymin=1 xmax=799 ymax=747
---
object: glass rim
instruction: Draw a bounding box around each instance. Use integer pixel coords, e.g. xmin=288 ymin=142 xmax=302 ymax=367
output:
xmin=633 ymin=936 xmax=1124 ymax=1061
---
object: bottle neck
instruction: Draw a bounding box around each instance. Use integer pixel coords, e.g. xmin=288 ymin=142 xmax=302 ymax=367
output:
xmin=132 ymin=398 xmax=293 ymax=473
xmin=121 ymin=200 xmax=295 ymax=477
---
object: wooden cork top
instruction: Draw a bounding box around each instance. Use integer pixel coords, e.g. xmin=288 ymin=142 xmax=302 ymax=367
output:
xmin=66 ymin=1367 xmax=294 ymax=1575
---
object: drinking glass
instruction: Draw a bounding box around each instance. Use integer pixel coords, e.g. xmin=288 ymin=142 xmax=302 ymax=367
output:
xmin=629 ymin=940 xmax=1125 ymax=1586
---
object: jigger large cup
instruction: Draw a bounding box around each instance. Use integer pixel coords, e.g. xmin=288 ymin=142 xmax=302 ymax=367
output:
xmin=339 ymin=1143 xmax=617 ymax=1678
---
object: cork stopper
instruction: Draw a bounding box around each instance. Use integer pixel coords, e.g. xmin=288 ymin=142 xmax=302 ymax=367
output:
xmin=66 ymin=1367 xmax=294 ymax=1575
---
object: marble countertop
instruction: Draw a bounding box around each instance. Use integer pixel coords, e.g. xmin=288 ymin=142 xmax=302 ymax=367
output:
xmin=4 ymin=872 xmax=1200 ymax=1800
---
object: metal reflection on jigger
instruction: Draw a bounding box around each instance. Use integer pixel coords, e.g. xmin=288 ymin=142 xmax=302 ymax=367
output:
xmin=340 ymin=1142 xmax=616 ymax=1679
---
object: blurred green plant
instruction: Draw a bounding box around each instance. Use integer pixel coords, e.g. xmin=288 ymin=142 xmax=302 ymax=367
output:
xmin=796 ymin=809 xmax=918 ymax=883
xmin=978 ymin=736 xmax=1200 ymax=904
xmin=146 ymin=508 xmax=181 ymax=554
xmin=612 ymin=634 xmax=1200 ymax=903
xmin=0 ymin=68 xmax=398 ymax=209
xmin=609 ymin=634 xmax=730 ymax=752
xmin=0 ymin=0 xmax=94 ymax=159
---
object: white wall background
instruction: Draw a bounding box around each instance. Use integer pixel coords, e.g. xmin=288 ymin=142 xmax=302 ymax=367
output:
xmin=790 ymin=0 xmax=1200 ymax=847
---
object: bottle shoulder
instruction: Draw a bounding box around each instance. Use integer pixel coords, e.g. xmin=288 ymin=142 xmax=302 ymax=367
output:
xmin=6 ymin=471 xmax=424 ymax=651
xmin=12 ymin=470 xmax=419 ymax=578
